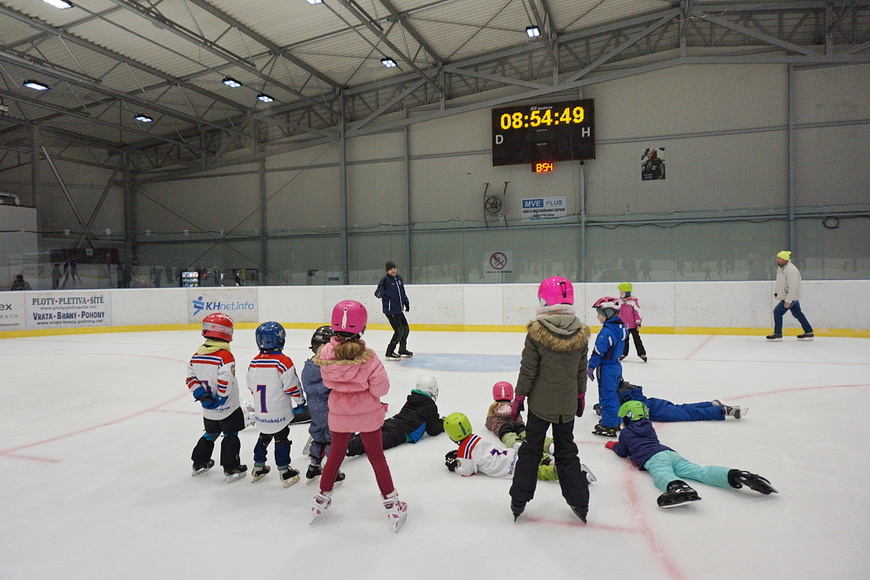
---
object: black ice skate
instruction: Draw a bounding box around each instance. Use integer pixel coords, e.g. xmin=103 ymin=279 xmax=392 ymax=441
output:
xmin=398 ymin=349 xmax=414 ymax=357
xmin=510 ymin=498 xmax=526 ymax=522
xmin=766 ymin=333 xmax=783 ymax=341
xmin=224 ymin=464 xmax=248 ymax=483
xmin=385 ymin=351 xmax=401 ymax=361
xmin=251 ymin=464 xmax=271 ymax=482
xmin=728 ymin=470 xmax=779 ymax=494
xmin=280 ymin=467 xmax=300 ymax=488
xmin=570 ymin=505 xmax=588 ymax=523
xmin=191 ymin=459 xmax=214 ymax=477
xmin=797 ymin=332 xmax=814 ymax=341
xmin=657 ymin=480 xmax=701 ymax=508
xmin=592 ymin=423 xmax=619 ymax=438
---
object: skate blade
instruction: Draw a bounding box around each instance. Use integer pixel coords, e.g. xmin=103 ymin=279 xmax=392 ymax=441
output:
xmin=225 ymin=472 xmax=246 ymax=483
xmin=305 ymin=475 xmax=321 ymax=486
xmin=581 ymin=463 xmax=597 ymax=484
xmin=282 ymin=475 xmax=301 ymax=488
xmin=797 ymin=337 xmax=814 ymax=341
xmin=191 ymin=468 xmax=211 ymax=477
xmin=251 ymin=474 xmax=269 ymax=483
xmin=658 ymin=496 xmax=702 ymax=508
xmin=391 ymin=514 xmax=408 ymax=533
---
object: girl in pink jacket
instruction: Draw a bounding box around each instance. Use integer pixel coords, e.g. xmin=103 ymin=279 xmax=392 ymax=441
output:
xmin=618 ymin=282 xmax=647 ymax=362
xmin=310 ymin=300 xmax=408 ymax=532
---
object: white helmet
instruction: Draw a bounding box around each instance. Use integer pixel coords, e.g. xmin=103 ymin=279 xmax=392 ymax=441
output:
xmin=415 ymin=375 xmax=439 ymax=401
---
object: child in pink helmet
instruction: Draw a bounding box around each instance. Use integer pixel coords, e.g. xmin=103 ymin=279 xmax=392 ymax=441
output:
xmin=310 ymin=300 xmax=408 ymax=532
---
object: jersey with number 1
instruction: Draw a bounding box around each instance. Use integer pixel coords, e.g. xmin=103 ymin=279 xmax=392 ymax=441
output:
xmin=454 ymin=434 xmax=520 ymax=478
xmin=246 ymin=352 xmax=304 ymax=434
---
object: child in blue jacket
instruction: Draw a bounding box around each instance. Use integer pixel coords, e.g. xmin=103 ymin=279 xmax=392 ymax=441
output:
xmin=588 ymin=297 xmax=626 ymax=437
xmin=300 ymin=325 xmax=345 ymax=486
xmin=605 ymin=400 xmax=777 ymax=508
xmin=610 ymin=380 xmax=746 ymax=421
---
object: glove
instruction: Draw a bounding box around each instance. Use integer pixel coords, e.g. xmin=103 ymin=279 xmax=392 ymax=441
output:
xmin=293 ymin=403 xmax=308 ymax=415
xmin=404 ymin=303 xmax=410 ymax=312
xmin=510 ymin=395 xmax=526 ymax=421
xmin=587 ymin=368 xmax=595 ymax=382
xmin=192 ymin=386 xmax=215 ymax=408
xmin=605 ymin=441 xmax=616 ymax=450
xmin=576 ymin=392 xmax=586 ymax=417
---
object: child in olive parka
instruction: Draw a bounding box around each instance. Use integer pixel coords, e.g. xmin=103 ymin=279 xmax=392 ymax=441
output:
xmin=508 ymin=276 xmax=592 ymax=522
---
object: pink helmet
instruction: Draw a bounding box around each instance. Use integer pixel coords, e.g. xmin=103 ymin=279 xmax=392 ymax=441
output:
xmin=202 ymin=312 xmax=234 ymax=342
xmin=492 ymin=381 xmax=514 ymax=401
xmin=331 ymin=300 xmax=367 ymax=334
xmin=593 ymin=296 xmax=620 ymax=318
xmin=538 ymin=276 xmax=574 ymax=306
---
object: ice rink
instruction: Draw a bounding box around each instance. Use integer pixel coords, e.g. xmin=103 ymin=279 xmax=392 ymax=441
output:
xmin=1 ymin=328 xmax=868 ymax=580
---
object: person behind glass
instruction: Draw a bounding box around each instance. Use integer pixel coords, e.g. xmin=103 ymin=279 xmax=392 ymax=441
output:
xmin=617 ymin=282 xmax=647 ymax=362
xmin=767 ymin=251 xmax=814 ymax=341
xmin=508 ymin=276 xmax=591 ymax=523
xmin=310 ymin=300 xmax=408 ymax=532
xmin=375 ymin=261 xmax=411 ymax=361
xmin=588 ymin=297 xmax=627 ymax=438
xmin=10 ymin=274 xmax=31 ymax=291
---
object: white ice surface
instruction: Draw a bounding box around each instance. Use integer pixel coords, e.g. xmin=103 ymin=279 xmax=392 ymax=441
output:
xmin=1 ymin=329 xmax=869 ymax=580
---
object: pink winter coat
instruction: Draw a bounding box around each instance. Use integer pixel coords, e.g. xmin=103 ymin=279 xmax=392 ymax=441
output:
xmin=618 ymin=296 xmax=642 ymax=329
xmin=314 ymin=338 xmax=390 ymax=433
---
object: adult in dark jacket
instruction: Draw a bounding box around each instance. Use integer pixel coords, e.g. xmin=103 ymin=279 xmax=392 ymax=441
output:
xmin=347 ymin=376 xmax=442 ymax=456
xmin=509 ymin=276 xmax=592 ymax=523
xmin=374 ymin=261 xmax=411 ymax=359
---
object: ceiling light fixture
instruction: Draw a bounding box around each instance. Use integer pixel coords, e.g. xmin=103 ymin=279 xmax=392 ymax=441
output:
xmin=525 ymin=25 xmax=541 ymax=38
xmin=380 ymin=57 xmax=397 ymax=68
xmin=305 ymin=0 xmax=323 ymax=4
xmin=43 ymin=0 xmax=74 ymax=9
xmin=23 ymin=80 xmax=50 ymax=91
xmin=133 ymin=114 xmax=153 ymax=122
xmin=256 ymin=93 xmax=275 ymax=103
xmin=222 ymin=77 xmax=242 ymax=88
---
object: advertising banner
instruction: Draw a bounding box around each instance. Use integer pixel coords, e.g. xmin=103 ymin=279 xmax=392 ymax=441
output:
xmin=25 ymin=292 xmax=112 ymax=330
xmin=187 ymin=288 xmax=259 ymax=323
xmin=0 ymin=292 xmax=26 ymax=331
xmin=520 ymin=196 xmax=567 ymax=221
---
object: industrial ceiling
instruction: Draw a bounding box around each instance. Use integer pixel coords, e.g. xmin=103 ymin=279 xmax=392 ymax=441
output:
xmin=1 ymin=0 xmax=868 ymax=177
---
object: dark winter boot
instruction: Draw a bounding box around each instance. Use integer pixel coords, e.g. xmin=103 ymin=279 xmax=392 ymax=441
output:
xmin=656 ymin=480 xmax=701 ymax=508
xmin=728 ymin=470 xmax=778 ymax=494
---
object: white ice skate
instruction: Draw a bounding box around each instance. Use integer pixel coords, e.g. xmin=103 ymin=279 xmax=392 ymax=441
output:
xmin=310 ymin=490 xmax=332 ymax=524
xmin=383 ymin=490 xmax=408 ymax=533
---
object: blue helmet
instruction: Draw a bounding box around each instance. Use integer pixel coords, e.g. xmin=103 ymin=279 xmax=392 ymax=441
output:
xmin=255 ymin=321 xmax=286 ymax=351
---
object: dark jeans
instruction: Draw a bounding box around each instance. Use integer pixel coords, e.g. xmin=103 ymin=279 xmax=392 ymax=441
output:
xmin=386 ymin=313 xmax=410 ymax=352
xmin=509 ymin=412 xmax=589 ymax=509
xmin=773 ymin=300 xmax=813 ymax=334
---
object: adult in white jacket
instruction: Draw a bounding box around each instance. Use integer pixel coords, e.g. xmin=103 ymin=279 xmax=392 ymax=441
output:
xmin=767 ymin=251 xmax=814 ymax=341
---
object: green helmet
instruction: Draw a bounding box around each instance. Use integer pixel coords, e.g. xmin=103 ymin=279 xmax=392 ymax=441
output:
xmin=443 ymin=412 xmax=473 ymax=443
xmin=618 ymin=400 xmax=649 ymax=422
xmin=618 ymin=282 xmax=633 ymax=293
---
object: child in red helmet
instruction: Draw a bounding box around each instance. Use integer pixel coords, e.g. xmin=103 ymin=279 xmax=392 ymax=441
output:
xmin=186 ymin=312 xmax=248 ymax=482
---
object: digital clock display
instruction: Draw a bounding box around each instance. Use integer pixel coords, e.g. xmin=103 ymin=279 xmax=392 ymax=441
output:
xmin=533 ymin=162 xmax=554 ymax=173
xmin=492 ymin=99 xmax=595 ymax=166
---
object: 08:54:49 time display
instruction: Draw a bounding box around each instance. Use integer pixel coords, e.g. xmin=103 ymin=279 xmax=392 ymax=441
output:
xmin=499 ymin=106 xmax=586 ymax=130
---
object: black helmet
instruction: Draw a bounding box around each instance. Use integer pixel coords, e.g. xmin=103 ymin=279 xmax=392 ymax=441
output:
xmin=310 ymin=325 xmax=333 ymax=353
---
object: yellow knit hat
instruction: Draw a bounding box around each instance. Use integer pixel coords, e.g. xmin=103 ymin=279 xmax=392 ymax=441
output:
xmin=777 ymin=251 xmax=791 ymax=261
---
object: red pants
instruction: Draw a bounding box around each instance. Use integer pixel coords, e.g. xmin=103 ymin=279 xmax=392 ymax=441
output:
xmin=320 ymin=430 xmax=395 ymax=496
